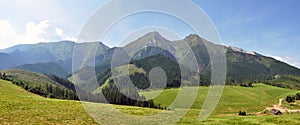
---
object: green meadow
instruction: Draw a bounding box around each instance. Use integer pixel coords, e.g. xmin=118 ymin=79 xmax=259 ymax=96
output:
xmin=1 ymin=79 xmax=300 ymax=124
xmin=141 ymin=84 xmax=298 ymax=114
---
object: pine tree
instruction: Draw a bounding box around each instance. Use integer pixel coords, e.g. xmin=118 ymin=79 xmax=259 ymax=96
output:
xmin=286 ymin=95 xmax=295 ymax=103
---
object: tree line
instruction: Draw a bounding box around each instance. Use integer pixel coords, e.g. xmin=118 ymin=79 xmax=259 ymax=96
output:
xmin=264 ymin=75 xmax=300 ymax=90
xmin=100 ymin=78 xmax=166 ymax=109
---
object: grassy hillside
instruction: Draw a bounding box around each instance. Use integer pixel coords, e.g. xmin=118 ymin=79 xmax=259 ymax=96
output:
xmin=2 ymin=78 xmax=300 ymax=124
xmin=0 ymin=79 xmax=167 ymax=124
xmin=141 ymin=83 xmax=299 ymax=114
xmin=141 ymin=84 xmax=300 ymax=124
xmin=1 ymin=69 xmax=77 ymax=100
xmin=188 ymin=114 xmax=300 ymax=125
xmin=0 ymin=79 xmax=96 ymax=124
xmin=2 ymin=69 xmax=61 ymax=86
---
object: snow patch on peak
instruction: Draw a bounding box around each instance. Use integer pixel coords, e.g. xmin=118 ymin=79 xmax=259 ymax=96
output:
xmin=228 ymin=46 xmax=256 ymax=55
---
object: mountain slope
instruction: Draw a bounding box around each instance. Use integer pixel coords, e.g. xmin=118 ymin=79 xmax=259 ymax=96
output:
xmin=68 ymin=32 xmax=300 ymax=87
xmin=0 ymin=53 xmax=23 ymax=70
xmin=0 ymin=79 xmax=98 ymax=124
xmin=0 ymin=41 xmax=110 ymax=72
xmin=225 ymin=48 xmax=300 ymax=83
xmin=92 ymin=32 xmax=300 ymax=86
xmin=14 ymin=62 xmax=69 ymax=78
xmin=1 ymin=69 xmax=77 ymax=99
xmin=0 ymin=47 xmax=57 ymax=70
xmin=2 ymin=32 xmax=300 ymax=86
xmin=124 ymin=31 xmax=176 ymax=60
xmin=1 ymin=41 xmax=109 ymax=61
xmin=2 ymin=69 xmax=65 ymax=86
xmin=265 ymin=75 xmax=300 ymax=89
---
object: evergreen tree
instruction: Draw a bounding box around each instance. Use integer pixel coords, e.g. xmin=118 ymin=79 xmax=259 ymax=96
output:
xmin=286 ymin=95 xmax=295 ymax=103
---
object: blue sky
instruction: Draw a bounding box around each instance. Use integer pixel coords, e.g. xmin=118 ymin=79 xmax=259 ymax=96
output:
xmin=0 ymin=0 xmax=299 ymax=67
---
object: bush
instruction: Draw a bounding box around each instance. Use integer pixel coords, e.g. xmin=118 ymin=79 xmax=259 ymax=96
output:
xmin=238 ymin=111 xmax=246 ymax=116
xmin=286 ymin=95 xmax=296 ymax=103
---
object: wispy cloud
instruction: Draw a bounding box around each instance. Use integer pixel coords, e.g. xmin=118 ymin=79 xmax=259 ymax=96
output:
xmin=0 ymin=20 xmax=76 ymax=49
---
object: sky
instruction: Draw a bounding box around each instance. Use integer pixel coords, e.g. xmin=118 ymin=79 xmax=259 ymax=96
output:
xmin=0 ymin=0 xmax=299 ymax=68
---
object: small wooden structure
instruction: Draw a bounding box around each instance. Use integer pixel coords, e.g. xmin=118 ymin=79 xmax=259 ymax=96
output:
xmin=270 ymin=109 xmax=282 ymax=115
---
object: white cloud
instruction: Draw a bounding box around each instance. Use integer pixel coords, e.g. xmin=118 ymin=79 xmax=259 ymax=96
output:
xmin=55 ymin=27 xmax=63 ymax=37
xmin=55 ymin=27 xmax=77 ymax=41
xmin=0 ymin=20 xmax=16 ymax=37
xmin=62 ymin=36 xmax=77 ymax=42
xmin=0 ymin=20 xmax=77 ymax=49
xmin=14 ymin=20 xmax=51 ymax=43
xmin=0 ymin=20 xmax=17 ymax=49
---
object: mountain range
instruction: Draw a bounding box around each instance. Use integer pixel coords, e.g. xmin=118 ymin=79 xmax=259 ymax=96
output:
xmin=1 ymin=31 xmax=300 ymax=85
xmin=0 ymin=41 xmax=109 ymax=73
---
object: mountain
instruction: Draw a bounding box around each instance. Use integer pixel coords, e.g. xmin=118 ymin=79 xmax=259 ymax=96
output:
xmin=124 ymin=31 xmax=176 ymax=60
xmin=0 ymin=52 xmax=23 ymax=70
xmin=2 ymin=31 xmax=300 ymax=87
xmin=120 ymin=32 xmax=300 ymax=84
xmin=1 ymin=41 xmax=77 ymax=61
xmin=225 ymin=46 xmax=300 ymax=83
xmin=0 ymin=47 xmax=57 ymax=70
xmin=14 ymin=62 xmax=69 ymax=78
xmin=69 ymin=31 xmax=300 ymax=90
xmin=1 ymin=41 xmax=108 ymax=61
xmin=0 ymin=41 xmax=110 ymax=73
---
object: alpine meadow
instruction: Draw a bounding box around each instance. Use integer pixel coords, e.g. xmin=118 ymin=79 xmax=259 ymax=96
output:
xmin=1 ymin=0 xmax=300 ymax=125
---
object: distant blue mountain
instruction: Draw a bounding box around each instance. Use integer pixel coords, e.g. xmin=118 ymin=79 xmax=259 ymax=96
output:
xmin=0 ymin=41 xmax=110 ymax=74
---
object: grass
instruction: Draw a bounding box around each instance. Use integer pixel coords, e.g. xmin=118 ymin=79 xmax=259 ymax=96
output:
xmin=0 ymin=79 xmax=97 ymax=124
xmin=281 ymin=100 xmax=300 ymax=110
xmin=0 ymin=79 xmax=164 ymax=124
xmin=141 ymin=83 xmax=300 ymax=124
xmin=194 ymin=114 xmax=300 ymax=125
xmin=173 ymin=110 xmax=300 ymax=125
xmin=109 ymin=64 xmax=146 ymax=77
xmin=141 ymin=84 xmax=298 ymax=114
xmin=2 ymin=79 xmax=300 ymax=124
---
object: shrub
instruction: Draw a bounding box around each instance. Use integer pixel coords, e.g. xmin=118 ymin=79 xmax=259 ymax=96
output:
xmin=238 ymin=111 xmax=246 ymax=116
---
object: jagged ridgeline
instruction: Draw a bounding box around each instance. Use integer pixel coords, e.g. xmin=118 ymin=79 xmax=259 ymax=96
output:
xmin=0 ymin=41 xmax=109 ymax=78
xmin=92 ymin=32 xmax=300 ymax=88
xmin=70 ymin=31 xmax=300 ymax=107
xmin=1 ymin=32 xmax=300 ymax=84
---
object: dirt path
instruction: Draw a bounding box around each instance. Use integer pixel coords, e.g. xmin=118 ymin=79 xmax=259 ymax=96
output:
xmin=257 ymin=98 xmax=300 ymax=115
xmin=218 ymin=99 xmax=300 ymax=116
xmin=279 ymin=99 xmax=283 ymax=105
